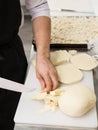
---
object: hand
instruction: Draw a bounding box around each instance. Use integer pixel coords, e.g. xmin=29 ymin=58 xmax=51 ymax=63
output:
xmin=36 ymin=56 xmax=59 ymax=92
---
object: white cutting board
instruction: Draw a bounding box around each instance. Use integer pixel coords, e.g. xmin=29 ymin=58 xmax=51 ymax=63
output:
xmin=14 ymin=64 xmax=98 ymax=129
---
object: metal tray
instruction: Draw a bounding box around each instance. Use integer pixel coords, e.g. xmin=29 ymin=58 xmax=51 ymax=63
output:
xmin=32 ymin=40 xmax=88 ymax=51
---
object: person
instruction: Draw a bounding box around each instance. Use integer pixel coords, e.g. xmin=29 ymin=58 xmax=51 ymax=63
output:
xmin=0 ymin=0 xmax=58 ymax=130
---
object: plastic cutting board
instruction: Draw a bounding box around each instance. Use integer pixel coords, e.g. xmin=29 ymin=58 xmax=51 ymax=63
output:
xmin=14 ymin=64 xmax=98 ymax=129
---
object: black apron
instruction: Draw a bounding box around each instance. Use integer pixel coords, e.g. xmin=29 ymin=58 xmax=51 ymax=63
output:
xmin=0 ymin=0 xmax=27 ymax=130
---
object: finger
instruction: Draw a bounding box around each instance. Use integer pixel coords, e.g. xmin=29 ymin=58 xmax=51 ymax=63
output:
xmin=49 ymin=71 xmax=59 ymax=90
xmin=44 ymin=74 xmax=53 ymax=92
xmin=50 ymin=75 xmax=59 ymax=90
xmin=36 ymin=73 xmax=46 ymax=89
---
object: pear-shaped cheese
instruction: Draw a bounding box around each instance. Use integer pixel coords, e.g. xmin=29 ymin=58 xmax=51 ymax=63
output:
xmin=58 ymin=85 xmax=96 ymax=117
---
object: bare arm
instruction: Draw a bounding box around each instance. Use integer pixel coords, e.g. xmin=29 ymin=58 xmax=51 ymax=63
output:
xmin=25 ymin=0 xmax=59 ymax=92
xmin=32 ymin=16 xmax=58 ymax=92
xmin=32 ymin=16 xmax=50 ymax=58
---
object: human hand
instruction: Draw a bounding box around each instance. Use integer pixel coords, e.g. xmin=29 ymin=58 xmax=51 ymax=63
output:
xmin=36 ymin=56 xmax=59 ymax=92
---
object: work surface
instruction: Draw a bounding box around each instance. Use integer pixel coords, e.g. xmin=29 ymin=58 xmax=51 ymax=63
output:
xmin=14 ymin=62 xmax=98 ymax=130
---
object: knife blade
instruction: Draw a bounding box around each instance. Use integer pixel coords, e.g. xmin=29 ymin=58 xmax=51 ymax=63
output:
xmin=0 ymin=77 xmax=36 ymax=93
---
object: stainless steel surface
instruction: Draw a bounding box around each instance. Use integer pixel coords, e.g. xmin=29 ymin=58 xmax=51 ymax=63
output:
xmin=15 ymin=125 xmax=96 ymax=130
xmin=92 ymin=55 xmax=98 ymax=60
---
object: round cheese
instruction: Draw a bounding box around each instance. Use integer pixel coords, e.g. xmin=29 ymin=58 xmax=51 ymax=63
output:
xmin=70 ymin=53 xmax=98 ymax=70
xmin=56 ymin=64 xmax=83 ymax=84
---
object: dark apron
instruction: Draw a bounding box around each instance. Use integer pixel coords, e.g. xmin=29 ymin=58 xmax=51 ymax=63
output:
xmin=0 ymin=0 xmax=28 ymax=130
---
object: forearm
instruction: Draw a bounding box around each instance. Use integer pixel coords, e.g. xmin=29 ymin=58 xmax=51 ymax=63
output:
xmin=25 ymin=0 xmax=58 ymax=91
xmin=32 ymin=16 xmax=51 ymax=58
xmin=32 ymin=16 xmax=58 ymax=91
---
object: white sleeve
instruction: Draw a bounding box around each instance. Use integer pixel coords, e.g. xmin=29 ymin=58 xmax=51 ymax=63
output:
xmin=25 ymin=0 xmax=50 ymax=20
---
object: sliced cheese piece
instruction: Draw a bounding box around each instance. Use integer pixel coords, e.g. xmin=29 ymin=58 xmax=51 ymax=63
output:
xmin=50 ymin=50 xmax=70 ymax=66
xmin=44 ymin=95 xmax=58 ymax=106
xmin=50 ymin=87 xmax=66 ymax=96
xmin=70 ymin=53 xmax=98 ymax=70
xmin=40 ymin=104 xmax=58 ymax=113
xmin=32 ymin=91 xmax=47 ymax=100
xmin=58 ymin=85 xmax=96 ymax=117
xmin=56 ymin=63 xmax=83 ymax=84
xmin=32 ymin=50 xmax=70 ymax=67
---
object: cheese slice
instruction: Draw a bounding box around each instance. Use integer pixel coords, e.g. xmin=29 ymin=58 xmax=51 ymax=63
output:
xmin=50 ymin=50 xmax=70 ymax=66
xmin=56 ymin=63 xmax=83 ymax=84
xmin=70 ymin=53 xmax=98 ymax=70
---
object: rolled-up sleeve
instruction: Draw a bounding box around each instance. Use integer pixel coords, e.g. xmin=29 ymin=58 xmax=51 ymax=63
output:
xmin=25 ymin=0 xmax=50 ymax=20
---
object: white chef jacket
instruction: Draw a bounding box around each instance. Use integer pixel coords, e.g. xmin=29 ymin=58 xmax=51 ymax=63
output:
xmin=25 ymin=0 xmax=50 ymax=20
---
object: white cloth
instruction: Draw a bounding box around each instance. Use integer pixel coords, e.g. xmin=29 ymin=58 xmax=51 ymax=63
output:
xmin=25 ymin=0 xmax=50 ymax=20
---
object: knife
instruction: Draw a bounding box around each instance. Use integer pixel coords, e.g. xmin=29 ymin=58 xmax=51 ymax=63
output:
xmin=0 ymin=77 xmax=36 ymax=93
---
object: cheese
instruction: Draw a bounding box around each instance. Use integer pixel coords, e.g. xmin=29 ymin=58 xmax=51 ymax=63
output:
xmin=56 ymin=63 xmax=83 ymax=84
xmin=70 ymin=53 xmax=98 ymax=70
xmin=32 ymin=50 xmax=70 ymax=66
xmin=58 ymin=85 xmax=96 ymax=117
xmin=50 ymin=50 xmax=70 ymax=66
